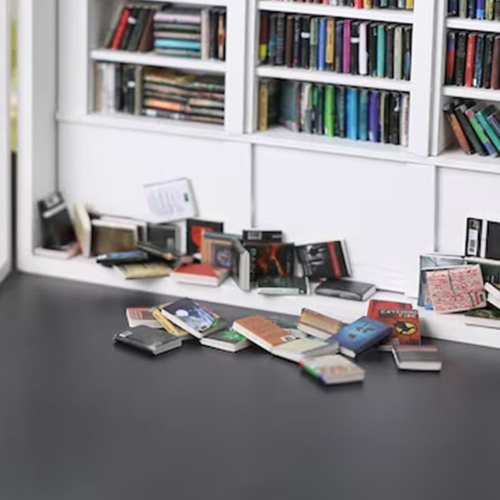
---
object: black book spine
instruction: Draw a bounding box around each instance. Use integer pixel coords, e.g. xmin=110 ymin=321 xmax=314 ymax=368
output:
xmin=469 ymin=0 xmax=477 ymax=18
xmin=115 ymin=64 xmax=124 ymax=112
xmin=380 ymin=91 xmax=390 ymax=144
xmin=351 ymin=21 xmax=360 ymax=76
xmin=403 ymin=26 xmax=412 ymax=81
xmin=473 ymin=33 xmax=485 ymax=88
xmin=455 ymin=31 xmax=467 ymax=86
xmin=119 ymin=7 xmax=139 ymax=50
xmin=128 ymin=7 xmax=149 ymax=52
xmin=209 ymin=10 xmax=218 ymax=60
xmin=389 ymin=0 xmax=398 ymax=7
xmin=337 ymin=86 xmax=346 ymax=138
xmin=390 ymin=91 xmax=400 ymax=145
xmin=453 ymin=100 xmax=487 ymax=155
xmin=496 ymin=0 xmax=500 ymax=20
xmin=373 ymin=0 xmax=380 ymax=7
xmin=268 ymin=13 xmax=277 ymax=66
xmin=386 ymin=24 xmax=395 ymax=79
xmin=368 ymin=23 xmax=378 ymax=77
xmin=335 ymin=20 xmax=344 ymax=73
xmin=483 ymin=34 xmax=495 ymax=88
xmin=300 ymin=16 xmax=311 ymax=69
xmin=292 ymin=15 xmax=302 ymax=68
xmin=276 ymin=13 xmax=286 ymax=66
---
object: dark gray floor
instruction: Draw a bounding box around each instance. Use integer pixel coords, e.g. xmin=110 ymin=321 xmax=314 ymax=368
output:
xmin=0 ymin=273 xmax=499 ymax=500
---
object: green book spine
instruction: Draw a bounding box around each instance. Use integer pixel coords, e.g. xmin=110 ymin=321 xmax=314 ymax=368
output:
xmin=486 ymin=0 xmax=495 ymax=19
xmin=466 ymin=107 xmax=498 ymax=156
xmin=477 ymin=109 xmax=500 ymax=153
xmin=324 ymin=85 xmax=334 ymax=137
xmin=303 ymin=365 xmax=320 ymax=379
xmin=377 ymin=25 xmax=386 ymax=78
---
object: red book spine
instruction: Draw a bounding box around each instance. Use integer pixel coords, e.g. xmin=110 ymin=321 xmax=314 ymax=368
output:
xmin=465 ymin=33 xmax=476 ymax=87
xmin=355 ymin=0 xmax=364 ymax=7
xmin=446 ymin=37 xmax=456 ymax=83
xmin=111 ymin=7 xmax=131 ymax=50
xmin=491 ymin=35 xmax=500 ymax=90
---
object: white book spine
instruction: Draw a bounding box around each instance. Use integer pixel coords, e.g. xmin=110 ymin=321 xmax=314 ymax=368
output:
xmin=359 ymin=23 xmax=368 ymax=76
xmin=394 ymin=27 xmax=403 ymax=81
xmin=201 ymin=8 xmax=210 ymax=61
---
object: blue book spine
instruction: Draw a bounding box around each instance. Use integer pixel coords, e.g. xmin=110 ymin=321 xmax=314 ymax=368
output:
xmin=377 ymin=25 xmax=386 ymax=78
xmin=474 ymin=36 xmax=484 ymax=87
xmin=368 ymin=91 xmax=379 ymax=143
xmin=380 ymin=0 xmax=389 ymax=7
xmin=318 ymin=19 xmax=327 ymax=71
xmin=359 ymin=89 xmax=369 ymax=141
xmin=449 ymin=0 xmax=458 ymax=14
xmin=154 ymin=39 xmax=201 ymax=50
xmin=347 ymin=88 xmax=359 ymax=140
xmin=477 ymin=0 xmax=486 ymax=18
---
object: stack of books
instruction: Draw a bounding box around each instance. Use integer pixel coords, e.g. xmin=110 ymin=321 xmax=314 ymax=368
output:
xmin=445 ymin=31 xmax=500 ymax=89
xmin=268 ymin=0 xmax=413 ymax=9
xmin=260 ymin=13 xmax=412 ymax=81
xmin=444 ymin=99 xmax=500 ymax=157
xmin=259 ymin=80 xmax=410 ymax=146
xmin=94 ymin=64 xmax=225 ymax=125
xmin=153 ymin=5 xmax=226 ymax=60
xmin=448 ymin=0 xmax=500 ymax=20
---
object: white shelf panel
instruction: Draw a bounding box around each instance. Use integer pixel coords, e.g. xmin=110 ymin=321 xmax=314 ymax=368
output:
xmin=446 ymin=17 xmax=500 ymax=33
xmin=258 ymin=1 xmax=414 ymax=23
xmin=148 ymin=0 xmax=229 ymax=6
xmin=433 ymin=148 xmax=500 ymax=174
xmin=257 ymin=66 xmax=412 ymax=92
xmin=252 ymin=127 xmax=418 ymax=163
xmin=443 ymin=85 xmax=500 ymax=103
xmin=57 ymin=113 xmax=243 ymax=143
xmin=90 ymin=49 xmax=226 ymax=74
xmin=18 ymin=252 xmax=500 ymax=350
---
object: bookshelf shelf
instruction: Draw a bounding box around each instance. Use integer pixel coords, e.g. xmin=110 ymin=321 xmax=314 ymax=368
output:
xmin=434 ymin=148 xmax=500 ymax=174
xmin=90 ymin=49 xmax=227 ymax=74
xmin=147 ymin=0 xmax=230 ymax=5
xmin=442 ymin=85 xmax=500 ymax=103
xmin=252 ymin=127 xmax=416 ymax=163
xmin=256 ymin=66 xmax=412 ymax=92
xmin=446 ymin=17 xmax=500 ymax=33
xmin=258 ymin=1 xmax=414 ymax=23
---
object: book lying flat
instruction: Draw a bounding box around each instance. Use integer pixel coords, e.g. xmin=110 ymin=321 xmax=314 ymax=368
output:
xmin=392 ymin=345 xmax=442 ymax=372
xmin=464 ymin=307 xmax=500 ymax=329
xmin=171 ymin=263 xmax=229 ymax=286
xmin=315 ymin=279 xmax=376 ymax=301
xmin=116 ymin=262 xmax=172 ymax=279
xmin=126 ymin=307 xmax=162 ymax=329
xmin=151 ymin=304 xmax=193 ymax=341
xmin=272 ymin=336 xmax=339 ymax=363
xmin=297 ymin=308 xmax=346 ymax=341
xmin=301 ymin=355 xmax=365 ymax=385
xmin=200 ymin=329 xmax=250 ymax=353
xmin=161 ymin=298 xmax=227 ymax=339
xmin=113 ymin=327 xmax=182 ymax=356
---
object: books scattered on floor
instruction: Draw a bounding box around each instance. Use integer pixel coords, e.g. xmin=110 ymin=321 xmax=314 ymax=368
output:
xmin=126 ymin=307 xmax=161 ymax=329
xmin=114 ymin=326 xmax=182 ymax=356
xmin=301 ymin=355 xmax=365 ymax=386
xmin=392 ymin=345 xmax=442 ymax=372
xmin=297 ymin=308 xmax=346 ymax=340
xmin=200 ymin=329 xmax=251 ymax=353
xmin=315 ymin=279 xmax=376 ymax=301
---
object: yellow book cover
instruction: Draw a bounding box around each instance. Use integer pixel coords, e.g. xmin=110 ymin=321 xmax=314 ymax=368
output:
xmin=258 ymin=81 xmax=269 ymax=131
xmin=152 ymin=307 xmax=191 ymax=339
xmin=406 ymin=0 xmax=414 ymax=8
xmin=364 ymin=0 xmax=373 ymax=8
xmin=117 ymin=263 xmax=172 ymax=280
xmin=326 ymin=19 xmax=335 ymax=67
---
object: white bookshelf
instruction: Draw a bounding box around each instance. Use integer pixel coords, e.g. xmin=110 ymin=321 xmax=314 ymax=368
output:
xmin=90 ymin=49 xmax=227 ymax=74
xmin=14 ymin=0 xmax=500 ymax=349
xmin=446 ymin=17 xmax=500 ymax=33
xmin=258 ymin=1 xmax=415 ymax=23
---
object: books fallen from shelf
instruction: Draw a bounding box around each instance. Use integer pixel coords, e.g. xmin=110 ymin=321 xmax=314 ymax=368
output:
xmin=114 ymin=326 xmax=183 ymax=356
xmin=392 ymin=345 xmax=442 ymax=372
xmin=315 ymin=278 xmax=376 ymax=301
xmin=126 ymin=307 xmax=162 ymax=329
xmin=301 ymin=355 xmax=365 ymax=386
xmin=200 ymin=329 xmax=251 ymax=352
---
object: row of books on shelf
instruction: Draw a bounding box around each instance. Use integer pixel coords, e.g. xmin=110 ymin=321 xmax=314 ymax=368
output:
xmin=105 ymin=4 xmax=226 ymax=60
xmin=259 ymin=79 xmax=409 ymax=145
xmin=448 ymin=0 xmax=500 ymax=20
xmin=116 ymin=297 xmax=440 ymax=386
xmin=267 ymin=0 xmax=414 ymax=9
xmin=94 ymin=63 xmax=225 ymax=125
xmin=446 ymin=30 xmax=500 ymax=89
xmin=444 ymin=99 xmax=500 ymax=156
xmin=260 ymin=13 xmax=412 ymax=80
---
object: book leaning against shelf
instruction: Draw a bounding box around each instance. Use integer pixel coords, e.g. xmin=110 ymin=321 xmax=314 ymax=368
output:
xmin=94 ymin=64 xmax=225 ymax=126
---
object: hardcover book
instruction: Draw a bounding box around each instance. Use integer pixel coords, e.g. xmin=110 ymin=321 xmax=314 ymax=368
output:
xmin=426 ymin=264 xmax=486 ymax=313
xmin=200 ymin=328 xmax=251 ymax=352
xmin=367 ymin=300 xmax=420 ymax=351
xmin=296 ymin=241 xmax=350 ymax=279
xmin=315 ymin=279 xmax=376 ymax=301
xmin=392 ymin=345 xmax=442 ymax=371
xmin=243 ymin=242 xmax=295 ymax=280
xmin=161 ymin=298 xmax=227 ymax=339
xmin=186 ymin=219 xmax=224 ymax=255
xmin=300 ymin=355 xmax=365 ymax=385
xmin=333 ymin=316 xmax=392 ymax=358
xmin=297 ymin=308 xmax=346 ymax=340
xmin=113 ymin=327 xmax=182 ymax=356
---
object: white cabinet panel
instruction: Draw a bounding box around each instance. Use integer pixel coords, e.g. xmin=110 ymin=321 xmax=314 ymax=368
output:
xmin=0 ymin=0 xmax=10 ymax=283
xmin=254 ymin=146 xmax=435 ymax=293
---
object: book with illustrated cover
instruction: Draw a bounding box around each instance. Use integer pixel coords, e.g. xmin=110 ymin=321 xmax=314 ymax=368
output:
xmin=301 ymin=355 xmax=365 ymax=385
xmin=150 ymin=304 xmax=192 ymax=341
xmin=116 ymin=262 xmax=172 ymax=280
xmin=465 ymin=217 xmax=500 ymax=260
xmin=297 ymin=241 xmax=350 ymax=279
xmin=200 ymin=329 xmax=251 ymax=352
xmin=367 ymin=300 xmax=420 ymax=351
xmin=242 ymin=230 xmax=283 ymax=243
xmin=186 ymin=219 xmax=224 ymax=255
xmin=272 ymin=336 xmax=339 ymax=364
xmin=315 ymin=279 xmax=376 ymax=301
xmin=232 ymin=316 xmax=298 ymax=352
xmin=256 ymin=276 xmax=308 ymax=295
xmin=97 ymin=250 xmax=151 ymax=267
xmin=231 ymin=240 xmax=251 ymax=292
xmin=201 ymin=231 xmax=240 ymax=269
xmin=91 ymin=219 xmax=138 ymax=256
xmin=73 ymin=202 xmax=93 ymax=258
xmin=392 ymin=345 xmax=442 ymax=372
xmin=426 ymin=264 xmax=486 ymax=313
xmin=113 ymin=327 xmax=182 ymax=356
xmin=171 ymin=263 xmax=229 ymax=286
xmin=243 ymin=242 xmax=295 ymax=280
xmin=161 ymin=298 xmax=227 ymax=339
xmin=297 ymin=308 xmax=346 ymax=341
xmin=334 ymin=316 xmax=392 ymax=358
xmin=126 ymin=307 xmax=161 ymax=329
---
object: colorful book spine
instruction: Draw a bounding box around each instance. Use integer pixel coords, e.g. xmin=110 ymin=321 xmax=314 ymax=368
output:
xmin=343 ymin=21 xmax=351 ymax=74
xmin=465 ymin=106 xmax=498 ymax=156
xmin=318 ymin=18 xmax=327 ymax=71
xmin=369 ymin=90 xmax=380 ymax=143
xmin=359 ymin=89 xmax=369 ymax=141
xmin=377 ymin=24 xmax=386 ymax=78
xmin=347 ymin=88 xmax=359 ymax=140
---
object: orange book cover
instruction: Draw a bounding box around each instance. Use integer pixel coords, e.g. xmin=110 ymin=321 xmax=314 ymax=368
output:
xmin=298 ymin=308 xmax=345 ymax=335
xmin=234 ymin=316 xmax=293 ymax=347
